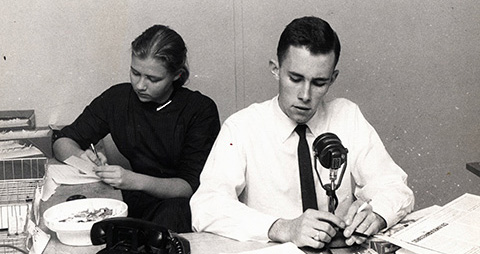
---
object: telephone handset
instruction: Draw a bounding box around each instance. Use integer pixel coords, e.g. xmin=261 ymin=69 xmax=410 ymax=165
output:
xmin=90 ymin=217 xmax=190 ymax=254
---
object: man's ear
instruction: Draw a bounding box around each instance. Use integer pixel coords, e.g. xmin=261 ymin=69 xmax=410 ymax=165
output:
xmin=269 ymin=59 xmax=280 ymax=80
xmin=330 ymin=69 xmax=340 ymax=85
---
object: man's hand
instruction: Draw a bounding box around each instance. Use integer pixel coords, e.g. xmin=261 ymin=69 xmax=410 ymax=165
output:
xmin=268 ymin=209 xmax=346 ymax=249
xmin=93 ymin=165 xmax=138 ymax=190
xmin=343 ymin=200 xmax=386 ymax=246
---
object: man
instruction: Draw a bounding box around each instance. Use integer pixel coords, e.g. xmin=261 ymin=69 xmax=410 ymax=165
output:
xmin=190 ymin=16 xmax=414 ymax=249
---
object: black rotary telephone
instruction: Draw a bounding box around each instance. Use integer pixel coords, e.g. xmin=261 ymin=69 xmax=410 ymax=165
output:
xmin=90 ymin=217 xmax=190 ymax=254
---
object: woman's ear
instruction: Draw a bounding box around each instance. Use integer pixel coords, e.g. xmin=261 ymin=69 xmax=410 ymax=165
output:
xmin=269 ymin=59 xmax=280 ymax=80
xmin=173 ymin=70 xmax=182 ymax=81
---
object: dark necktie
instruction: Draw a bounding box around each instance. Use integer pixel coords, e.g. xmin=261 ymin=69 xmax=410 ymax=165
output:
xmin=295 ymin=125 xmax=318 ymax=211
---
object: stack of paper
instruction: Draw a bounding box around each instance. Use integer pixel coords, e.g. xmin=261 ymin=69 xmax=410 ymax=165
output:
xmin=0 ymin=140 xmax=43 ymax=159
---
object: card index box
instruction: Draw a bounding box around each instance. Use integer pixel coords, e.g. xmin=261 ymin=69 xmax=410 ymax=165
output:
xmin=0 ymin=110 xmax=35 ymax=131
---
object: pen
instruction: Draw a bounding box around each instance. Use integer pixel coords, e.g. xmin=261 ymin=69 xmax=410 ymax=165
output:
xmin=356 ymin=199 xmax=372 ymax=214
xmin=90 ymin=143 xmax=102 ymax=165
xmin=351 ymin=231 xmax=369 ymax=238
xmin=339 ymin=228 xmax=370 ymax=238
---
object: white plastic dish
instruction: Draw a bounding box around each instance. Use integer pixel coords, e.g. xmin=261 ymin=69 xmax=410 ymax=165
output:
xmin=43 ymin=198 xmax=128 ymax=246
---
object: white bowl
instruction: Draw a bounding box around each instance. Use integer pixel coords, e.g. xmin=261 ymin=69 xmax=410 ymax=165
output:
xmin=43 ymin=198 xmax=128 ymax=246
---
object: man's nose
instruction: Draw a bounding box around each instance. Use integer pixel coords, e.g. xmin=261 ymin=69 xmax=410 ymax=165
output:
xmin=298 ymin=83 xmax=312 ymax=102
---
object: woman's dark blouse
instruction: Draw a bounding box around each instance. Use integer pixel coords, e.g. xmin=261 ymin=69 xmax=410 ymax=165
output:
xmin=55 ymin=83 xmax=220 ymax=194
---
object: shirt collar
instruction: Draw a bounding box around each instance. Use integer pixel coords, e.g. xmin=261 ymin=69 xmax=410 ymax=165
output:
xmin=271 ymin=96 xmax=327 ymax=142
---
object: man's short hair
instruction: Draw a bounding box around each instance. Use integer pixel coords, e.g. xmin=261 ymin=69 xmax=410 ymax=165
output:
xmin=276 ymin=16 xmax=341 ymax=67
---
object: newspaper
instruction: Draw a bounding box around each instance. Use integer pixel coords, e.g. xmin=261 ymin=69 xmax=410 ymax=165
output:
xmin=377 ymin=193 xmax=480 ymax=254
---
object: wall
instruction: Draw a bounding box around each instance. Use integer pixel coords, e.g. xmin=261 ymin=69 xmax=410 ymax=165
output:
xmin=1 ymin=0 xmax=479 ymax=210
xmin=0 ymin=0 xmax=238 ymax=123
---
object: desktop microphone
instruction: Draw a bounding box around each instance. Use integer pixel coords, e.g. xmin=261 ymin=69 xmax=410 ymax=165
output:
xmin=313 ymin=132 xmax=348 ymax=213
xmin=313 ymin=133 xmax=348 ymax=169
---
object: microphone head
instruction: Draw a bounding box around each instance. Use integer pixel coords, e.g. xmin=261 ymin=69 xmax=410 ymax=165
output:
xmin=313 ymin=132 xmax=348 ymax=169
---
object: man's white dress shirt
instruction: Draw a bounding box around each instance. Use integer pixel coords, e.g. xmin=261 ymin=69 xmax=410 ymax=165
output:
xmin=190 ymin=96 xmax=414 ymax=242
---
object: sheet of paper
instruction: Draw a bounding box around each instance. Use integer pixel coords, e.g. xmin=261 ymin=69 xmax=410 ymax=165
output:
xmin=376 ymin=235 xmax=442 ymax=254
xmin=220 ymin=243 xmax=304 ymax=254
xmin=64 ymin=155 xmax=99 ymax=177
xmin=48 ymin=164 xmax=100 ymax=185
xmin=385 ymin=193 xmax=480 ymax=254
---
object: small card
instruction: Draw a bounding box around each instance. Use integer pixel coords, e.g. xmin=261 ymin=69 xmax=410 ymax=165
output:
xmin=64 ymin=155 xmax=98 ymax=177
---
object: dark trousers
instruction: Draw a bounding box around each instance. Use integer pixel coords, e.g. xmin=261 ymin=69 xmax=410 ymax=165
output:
xmin=123 ymin=191 xmax=192 ymax=233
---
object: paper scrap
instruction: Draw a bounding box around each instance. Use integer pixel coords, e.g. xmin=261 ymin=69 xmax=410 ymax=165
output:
xmin=41 ymin=174 xmax=59 ymax=201
xmin=26 ymin=219 xmax=51 ymax=254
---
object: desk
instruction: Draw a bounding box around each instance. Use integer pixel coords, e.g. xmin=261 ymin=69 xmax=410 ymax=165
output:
xmin=181 ymin=233 xmax=368 ymax=254
xmin=39 ymin=182 xmax=371 ymax=254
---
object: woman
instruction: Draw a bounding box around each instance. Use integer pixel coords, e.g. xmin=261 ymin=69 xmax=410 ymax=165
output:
xmin=53 ymin=24 xmax=220 ymax=233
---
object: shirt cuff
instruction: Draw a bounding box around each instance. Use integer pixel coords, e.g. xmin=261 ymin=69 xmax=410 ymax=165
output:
xmin=370 ymin=199 xmax=406 ymax=230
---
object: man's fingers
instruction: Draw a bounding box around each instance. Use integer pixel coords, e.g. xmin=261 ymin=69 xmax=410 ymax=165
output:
xmin=307 ymin=209 xmax=346 ymax=229
xmin=311 ymin=230 xmax=332 ymax=243
xmin=344 ymin=202 xmax=362 ymax=225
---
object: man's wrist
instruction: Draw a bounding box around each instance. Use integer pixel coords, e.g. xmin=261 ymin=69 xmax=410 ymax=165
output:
xmin=373 ymin=212 xmax=387 ymax=231
xmin=267 ymin=218 xmax=288 ymax=243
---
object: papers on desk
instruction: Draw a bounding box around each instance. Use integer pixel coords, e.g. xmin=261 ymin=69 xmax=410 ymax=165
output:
xmin=42 ymin=159 xmax=101 ymax=201
xmin=0 ymin=140 xmax=43 ymax=159
xmin=48 ymin=163 xmax=100 ymax=185
xmin=377 ymin=193 xmax=480 ymax=254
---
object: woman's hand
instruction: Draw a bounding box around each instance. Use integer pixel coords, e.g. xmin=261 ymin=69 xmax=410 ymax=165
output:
xmin=80 ymin=149 xmax=108 ymax=166
xmin=93 ymin=165 xmax=139 ymax=190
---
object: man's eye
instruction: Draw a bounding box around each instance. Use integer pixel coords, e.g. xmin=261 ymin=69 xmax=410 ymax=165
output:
xmin=313 ymin=82 xmax=327 ymax=87
xmin=290 ymin=76 xmax=302 ymax=82
xmin=131 ymin=70 xmax=140 ymax=76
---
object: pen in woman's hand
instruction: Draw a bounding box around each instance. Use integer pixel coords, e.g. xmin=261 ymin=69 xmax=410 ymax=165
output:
xmin=90 ymin=143 xmax=103 ymax=166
